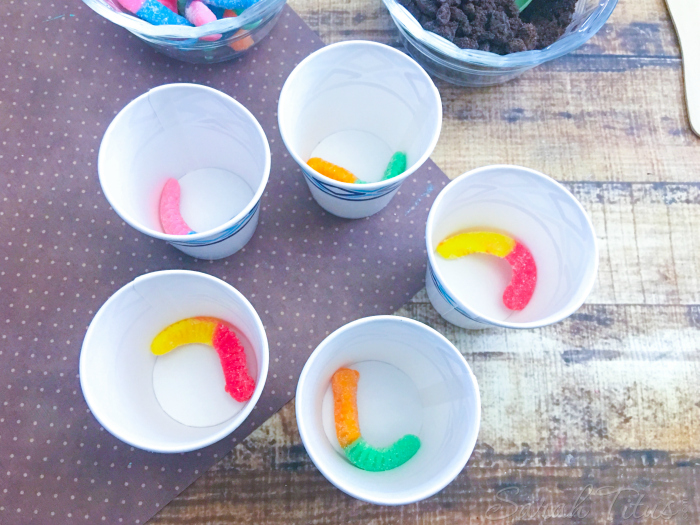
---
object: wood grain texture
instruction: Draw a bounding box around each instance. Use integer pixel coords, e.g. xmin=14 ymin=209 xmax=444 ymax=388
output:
xmin=150 ymin=0 xmax=700 ymax=522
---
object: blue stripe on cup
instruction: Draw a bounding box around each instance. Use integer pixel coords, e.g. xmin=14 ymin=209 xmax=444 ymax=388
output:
xmin=168 ymin=201 xmax=260 ymax=248
xmin=427 ymin=263 xmax=482 ymax=323
xmin=301 ymin=169 xmax=403 ymax=202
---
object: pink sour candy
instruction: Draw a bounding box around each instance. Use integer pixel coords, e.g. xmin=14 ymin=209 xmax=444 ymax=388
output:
xmin=116 ymin=0 xmax=191 ymax=25
xmin=185 ymin=0 xmax=221 ymax=41
xmin=159 ymin=178 xmax=195 ymax=235
xmin=503 ymin=242 xmax=537 ymax=310
xmin=158 ymin=0 xmax=178 ymax=12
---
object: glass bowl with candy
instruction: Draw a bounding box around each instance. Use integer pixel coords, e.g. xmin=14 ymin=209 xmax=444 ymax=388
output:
xmin=82 ymin=0 xmax=286 ymax=63
xmin=381 ymin=0 xmax=618 ymax=86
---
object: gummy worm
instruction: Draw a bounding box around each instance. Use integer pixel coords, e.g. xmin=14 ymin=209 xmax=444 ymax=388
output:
xmin=436 ymin=231 xmax=537 ymax=311
xmin=151 ymin=317 xmax=256 ymax=402
xmin=159 ymin=178 xmax=196 ymax=235
xmin=331 ymin=368 xmax=420 ymax=472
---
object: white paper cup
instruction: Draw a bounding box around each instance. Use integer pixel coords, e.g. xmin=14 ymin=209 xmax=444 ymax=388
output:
xmin=79 ymin=270 xmax=269 ymax=453
xmin=278 ymin=41 xmax=442 ymax=219
xmin=426 ymin=165 xmax=599 ymax=330
xmin=295 ymin=316 xmax=480 ymax=505
xmin=98 ymin=84 xmax=270 ymax=260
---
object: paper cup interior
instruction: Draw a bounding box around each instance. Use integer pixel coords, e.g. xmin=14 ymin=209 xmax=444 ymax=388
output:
xmin=429 ymin=166 xmax=598 ymax=325
xmin=80 ymin=271 xmax=268 ymax=452
xmin=279 ymin=42 xmax=441 ymax=183
xmin=296 ymin=317 xmax=479 ymax=505
xmin=99 ymin=84 xmax=268 ymax=237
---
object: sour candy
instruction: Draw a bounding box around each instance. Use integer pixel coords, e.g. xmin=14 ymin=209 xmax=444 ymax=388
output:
xmin=223 ymin=9 xmax=255 ymax=51
xmin=151 ymin=317 xmax=256 ymax=402
xmin=331 ymin=367 xmax=420 ymax=472
xmin=436 ymin=231 xmax=537 ymax=310
xmin=307 ymin=158 xmax=358 ymax=184
xmin=184 ymin=0 xmax=221 ymax=40
xmin=116 ymin=0 xmax=191 ymax=25
xmin=159 ymin=178 xmax=195 ymax=236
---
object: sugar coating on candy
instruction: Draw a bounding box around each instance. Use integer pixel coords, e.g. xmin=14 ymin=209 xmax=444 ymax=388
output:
xmin=437 ymin=231 xmax=515 ymax=259
xmin=382 ymin=152 xmax=407 ymax=181
xmin=151 ymin=317 xmax=256 ymax=402
xmin=202 ymin=0 xmax=259 ymax=11
xmin=159 ymin=178 xmax=195 ymax=235
xmin=157 ymin=0 xmax=178 ymax=13
xmin=436 ymin=231 xmax=537 ymax=311
xmin=212 ymin=323 xmax=256 ymax=402
xmin=185 ymin=0 xmax=221 ymax=40
xmin=331 ymin=368 xmax=361 ymax=448
xmin=151 ymin=317 xmax=218 ymax=356
xmin=307 ymin=157 xmax=358 ymax=184
xmin=503 ymin=242 xmax=537 ymax=310
xmin=344 ymin=435 xmax=421 ymax=472
xmin=124 ymin=0 xmax=192 ymax=25
xmin=331 ymin=367 xmax=421 ymax=471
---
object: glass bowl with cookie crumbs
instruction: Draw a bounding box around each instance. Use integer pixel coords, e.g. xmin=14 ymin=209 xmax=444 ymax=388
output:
xmin=382 ymin=0 xmax=618 ymax=86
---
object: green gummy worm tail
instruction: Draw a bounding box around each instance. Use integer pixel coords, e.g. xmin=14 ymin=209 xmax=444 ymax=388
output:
xmin=343 ymin=435 xmax=421 ymax=472
xmin=381 ymin=152 xmax=407 ymax=181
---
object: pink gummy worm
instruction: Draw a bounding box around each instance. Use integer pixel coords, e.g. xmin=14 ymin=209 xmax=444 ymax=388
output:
xmin=115 ymin=0 xmax=145 ymax=13
xmin=159 ymin=178 xmax=194 ymax=235
xmin=503 ymin=242 xmax=537 ymax=310
xmin=157 ymin=0 xmax=178 ymax=12
xmin=185 ymin=0 xmax=221 ymax=41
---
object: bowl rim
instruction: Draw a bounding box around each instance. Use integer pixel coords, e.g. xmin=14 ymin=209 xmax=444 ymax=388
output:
xmin=382 ymin=0 xmax=619 ymax=68
xmin=97 ymin=83 xmax=271 ymax=243
xmin=81 ymin=0 xmax=286 ymax=39
xmin=277 ymin=40 xmax=442 ymax=191
xmin=295 ymin=315 xmax=481 ymax=505
xmin=425 ymin=164 xmax=600 ymax=329
xmin=79 ymin=270 xmax=270 ymax=453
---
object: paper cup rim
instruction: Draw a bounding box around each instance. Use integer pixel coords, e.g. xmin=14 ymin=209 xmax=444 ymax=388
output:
xmin=79 ymin=270 xmax=270 ymax=453
xmin=426 ymin=164 xmax=600 ymax=330
xmin=98 ymin=83 xmax=271 ymax=243
xmin=278 ymin=40 xmax=442 ymax=191
xmin=295 ymin=315 xmax=481 ymax=505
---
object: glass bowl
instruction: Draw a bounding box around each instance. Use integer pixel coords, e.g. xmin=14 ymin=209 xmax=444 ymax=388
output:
xmin=382 ymin=0 xmax=618 ymax=86
xmin=82 ymin=0 xmax=287 ymax=63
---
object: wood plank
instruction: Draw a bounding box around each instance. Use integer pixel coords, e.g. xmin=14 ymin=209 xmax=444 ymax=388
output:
xmin=565 ymin=183 xmax=700 ymax=304
xmin=433 ymin=66 xmax=699 ymax=182
xmin=151 ymin=394 xmax=700 ymax=525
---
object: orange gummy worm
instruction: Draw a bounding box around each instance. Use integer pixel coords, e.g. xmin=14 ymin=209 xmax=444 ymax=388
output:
xmin=331 ymin=367 xmax=361 ymax=448
xmin=307 ymin=157 xmax=358 ymax=184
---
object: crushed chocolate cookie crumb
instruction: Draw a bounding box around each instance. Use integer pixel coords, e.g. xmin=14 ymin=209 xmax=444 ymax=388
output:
xmin=397 ymin=0 xmax=577 ymax=55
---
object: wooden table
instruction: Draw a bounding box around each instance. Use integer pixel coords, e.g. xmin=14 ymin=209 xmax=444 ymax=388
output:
xmin=150 ymin=0 xmax=700 ymax=522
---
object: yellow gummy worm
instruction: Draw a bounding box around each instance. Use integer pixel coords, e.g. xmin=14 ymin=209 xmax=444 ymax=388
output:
xmin=150 ymin=317 xmax=219 ymax=356
xmin=436 ymin=231 xmax=515 ymax=259
xmin=331 ymin=367 xmax=362 ymax=448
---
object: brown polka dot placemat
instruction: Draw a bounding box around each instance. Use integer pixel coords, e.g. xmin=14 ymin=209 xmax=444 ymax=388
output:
xmin=0 ymin=2 xmax=448 ymax=523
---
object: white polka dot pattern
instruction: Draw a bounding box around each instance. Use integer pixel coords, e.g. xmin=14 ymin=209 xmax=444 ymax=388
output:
xmin=0 ymin=2 xmax=447 ymax=523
